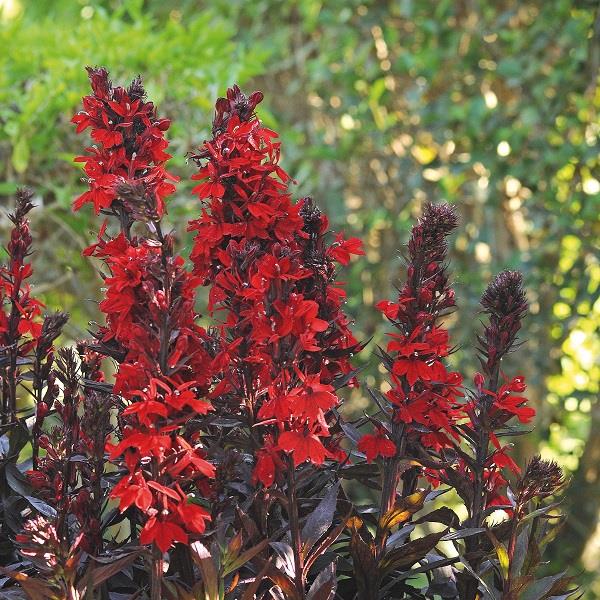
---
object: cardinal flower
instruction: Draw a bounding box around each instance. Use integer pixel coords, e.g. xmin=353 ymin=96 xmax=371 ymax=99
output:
xmin=358 ymin=429 xmax=397 ymax=463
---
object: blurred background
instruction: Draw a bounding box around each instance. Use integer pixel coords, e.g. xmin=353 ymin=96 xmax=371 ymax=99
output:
xmin=0 ymin=0 xmax=598 ymax=592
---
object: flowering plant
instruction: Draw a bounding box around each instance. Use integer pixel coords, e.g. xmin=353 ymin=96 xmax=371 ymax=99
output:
xmin=0 ymin=68 xmax=578 ymax=600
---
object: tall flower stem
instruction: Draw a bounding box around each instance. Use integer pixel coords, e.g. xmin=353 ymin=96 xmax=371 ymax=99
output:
xmin=369 ymin=203 xmax=460 ymax=554
xmin=150 ymin=543 xmax=163 ymax=600
xmin=375 ymin=422 xmax=405 ymax=554
xmin=463 ymin=270 xmax=529 ymax=600
xmin=287 ymin=459 xmax=306 ymax=599
xmin=72 ymin=66 xmax=215 ymax=568
xmin=1 ymin=189 xmax=36 ymax=426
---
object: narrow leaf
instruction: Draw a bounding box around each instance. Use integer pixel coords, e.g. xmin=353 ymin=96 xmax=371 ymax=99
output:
xmin=301 ymin=482 xmax=339 ymax=555
xmin=307 ymin=562 xmax=337 ymax=600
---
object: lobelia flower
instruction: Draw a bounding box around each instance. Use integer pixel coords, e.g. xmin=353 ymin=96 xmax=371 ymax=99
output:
xmin=0 ymin=189 xmax=46 ymax=424
xmin=365 ymin=203 xmax=463 ymax=466
xmin=1 ymin=194 xmax=75 ymax=555
xmin=72 ymin=67 xmax=216 ymax=554
xmin=187 ymin=86 xmax=364 ymax=487
xmin=450 ymin=270 xmax=535 ymax=600
xmin=358 ymin=428 xmax=397 ymax=463
xmin=88 ymin=215 xmax=216 ymax=553
xmin=455 ymin=270 xmax=534 ymax=511
xmin=72 ymin=67 xmax=177 ymax=221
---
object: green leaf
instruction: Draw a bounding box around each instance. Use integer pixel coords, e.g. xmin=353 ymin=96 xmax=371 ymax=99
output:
xmin=11 ymin=136 xmax=30 ymax=173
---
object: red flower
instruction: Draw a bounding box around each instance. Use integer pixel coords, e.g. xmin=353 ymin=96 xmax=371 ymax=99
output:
xmin=278 ymin=430 xmax=330 ymax=467
xmin=253 ymin=451 xmax=276 ymax=487
xmin=72 ymin=68 xmax=218 ymax=555
xmin=327 ymin=232 xmax=365 ymax=265
xmin=111 ymin=472 xmax=153 ymax=512
xmin=187 ymin=89 xmax=362 ymax=488
xmin=286 ymin=374 xmax=339 ymax=423
xmin=358 ymin=430 xmax=397 ymax=463
xmin=72 ymin=67 xmax=178 ymax=215
xmin=140 ymin=517 xmax=188 ymax=553
xmin=177 ymin=501 xmax=211 ymax=534
xmin=492 ymin=375 xmax=535 ymax=424
xmin=375 ymin=204 xmax=462 ymax=452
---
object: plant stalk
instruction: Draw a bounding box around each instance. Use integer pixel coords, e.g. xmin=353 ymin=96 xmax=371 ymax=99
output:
xmin=287 ymin=458 xmax=305 ymax=599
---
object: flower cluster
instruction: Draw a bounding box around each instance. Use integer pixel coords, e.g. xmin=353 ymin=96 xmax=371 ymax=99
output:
xmin=188 ymin=86 xmax=364 ymax=485
xmin=0 ymin=189 xmax=44 ymax=420
xmin=72 ymin=69 xmax=217 ymax=553
xmin=0 ymin=68 xmax=577 ymax=600
xmin=369 ymin=203 xmax=462 ymax=459
xmin=72 ymin=67 xmax=177 ymax=219
xmin=455 ymin=271 xmax=533 ymax=509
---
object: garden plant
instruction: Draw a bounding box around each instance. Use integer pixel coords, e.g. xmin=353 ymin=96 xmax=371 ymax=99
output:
xmin=0 ymin=67 xmax=580 ymax=600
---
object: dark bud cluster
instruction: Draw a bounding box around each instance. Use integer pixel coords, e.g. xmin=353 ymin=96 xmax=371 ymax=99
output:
xmin=8 ymin=188 xmax=35 ymax=263
xmin=518 ymin=454 xmax=565 ymax=503
xmin=408 ymin=202 xmax=459 ymax=265
xmin=478 ymin=270 xmax=528 ymax=374
xmin=86 ymin=66 xmax=111 ymax=99
xmin=481 ymin=270 xmax=528 ymax=319
xmin=300 ymin=197 xmax=322 ymax=234
xmin=127 ymin=74 xmax=146 ymax=101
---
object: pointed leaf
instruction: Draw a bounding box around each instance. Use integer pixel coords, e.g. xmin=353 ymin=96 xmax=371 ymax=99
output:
xmin=307 ymin=562 xmax=337 ymax=600
xmin=304 ymin=512 xmax=351 ymax=575
xmin=0 ymin=566 xmax=55 ymax=600
xmin=223 ymin=538 xmax=269 ymax=576
xmin=25 ymin=496 xmax=57 ymax=518
xmin=302 ymin=483 xmax=339 ymax=556
xmin=440 ymin=527 xmax=486 ymax=541
xmin=190 ymin=542 xmax=219 ymax=600
xmin=378 ymin=489 xmax=428 ymax=532
xmin=380 ymin=530 xmax=447 ymax=575
xmin=5 ymin=462 xmax=32 ymax=497
xmin=270 ymin=541 xmax=296 ymax=578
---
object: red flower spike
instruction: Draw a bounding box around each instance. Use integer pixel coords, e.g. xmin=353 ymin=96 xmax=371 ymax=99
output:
xmin=72 ymin=67 xmax=178 ymax=216
xmin=187 ymin=91 xmax=363 ymax=484
xmin=376 ymin=203 xmax=462 ymax=456
xmin=69 ymin=68 xmax=217 ymax=554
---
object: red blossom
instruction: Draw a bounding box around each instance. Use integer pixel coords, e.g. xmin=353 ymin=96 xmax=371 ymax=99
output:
xmin=358 ymin=430 xmax=397 ymax=463
xmin=72 ymin=67 xmax=177 ymax=216
xmin=140 ymin=517 xmax=188 ymax=553
xmin=443 ymin=268 xmax=534 ymax=563
xmin=375 ymin=204 xmax=462 ymax=456
xmin=69 ymin=68 xmax=217 ymax=554
xmin=278 ymin=429 xmax=331 ymax=467
xmin=0 ymin=190 xmax=44 ymax=368
xmin=188 ymin=89 xmax=363 ymax=486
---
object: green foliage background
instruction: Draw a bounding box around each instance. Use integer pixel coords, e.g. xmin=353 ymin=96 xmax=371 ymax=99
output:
xmin=1 ymin=0 xmax=598 ymax=592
